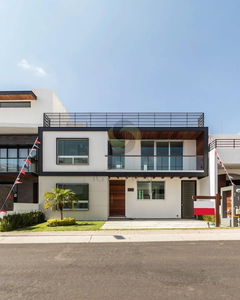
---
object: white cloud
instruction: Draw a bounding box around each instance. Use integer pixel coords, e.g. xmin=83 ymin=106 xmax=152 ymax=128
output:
xmin=17 ymin=59 xmax=47 ymax=77
xmin=17 ymin=59 xmax=31 ymax=69
xmin=35 ymin=67 xmax=46 ymax=77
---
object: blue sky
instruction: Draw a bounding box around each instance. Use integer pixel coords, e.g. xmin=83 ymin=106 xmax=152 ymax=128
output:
xmin=0 ymin=0 xmax=240 ymax=134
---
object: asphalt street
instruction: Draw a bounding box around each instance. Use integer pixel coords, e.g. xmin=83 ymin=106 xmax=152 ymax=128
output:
xmin=0 ymin=241 xmax=239 ymax=300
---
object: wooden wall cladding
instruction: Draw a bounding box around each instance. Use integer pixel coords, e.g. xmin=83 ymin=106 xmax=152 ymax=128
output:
xmin=196 ymin=133 xmax=204 ymax=155
xmin=218 ymin=174 xmax=227 ymax=194
xmin=109 ymin=131 xmax=203 ymax=140
xmin=0 ymin=93 xmax=36 ymax=101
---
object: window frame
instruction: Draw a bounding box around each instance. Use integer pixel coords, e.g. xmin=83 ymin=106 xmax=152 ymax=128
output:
xmin=0 ymin=147 xmax=36 ymax=172
xmin=56 ymin=138 xmax=89 ymax=165
xmin=137 ymin=181 xmax=165 ymax=200
xmin=108 ymin=140 xmax=125 ymax=169
xmin=56 ymin=183 xmax=89 ymax=211
xmin=139 ymin=140 xmax=183 ymax=171
xmin=0 ymin=101 xmax=31 ymax=108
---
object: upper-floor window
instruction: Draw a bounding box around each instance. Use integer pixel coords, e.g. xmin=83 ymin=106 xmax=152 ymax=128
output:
xmin=108 ymin=140 xmax=125 ymax=169
xmin=57 ymin=139 xmax=89 ymax=165
xmin=157 ymin=142 xmax=183 ymax=170
xmin=0 ymin=101 xmax=31 ymax=108
xmin=141 ymin=141 xmax=183 ymax=170
xmin=141 ymin=141 xmax=154 ymax=170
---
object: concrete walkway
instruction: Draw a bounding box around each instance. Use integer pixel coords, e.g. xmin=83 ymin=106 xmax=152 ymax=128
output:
xmin=0 ymin=229 xmax=240 ymax=244
xmin=101 ymin=219 xmax=211 ymax=229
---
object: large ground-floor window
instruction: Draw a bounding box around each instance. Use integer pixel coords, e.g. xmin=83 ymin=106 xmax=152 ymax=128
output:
xmin=57 ymin=183 xmax=89 ymax=210
xmin=137 ymin=181 xmax=165 ymax=200
xmin=0 ymin=147 xmax=37 ymax=172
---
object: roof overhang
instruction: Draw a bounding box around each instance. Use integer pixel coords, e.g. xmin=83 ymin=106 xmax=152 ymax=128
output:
xmin=0 ymin=91 xmax=37 ymax=100
xmin=108 ymin=130 xmax=203 ymax=140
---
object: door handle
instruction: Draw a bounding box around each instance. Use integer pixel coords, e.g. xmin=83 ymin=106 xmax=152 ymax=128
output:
xmin=110 ymin=195 xmax=113 ymax=204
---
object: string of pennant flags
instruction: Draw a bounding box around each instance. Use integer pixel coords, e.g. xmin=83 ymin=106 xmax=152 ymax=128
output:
xmin=209 ymin=135 xmax=235 ymax=186
xmin=0 ymin=138 xmax=41 ymax=213
xmin=215 ymin=150 xmax=235 ymax=186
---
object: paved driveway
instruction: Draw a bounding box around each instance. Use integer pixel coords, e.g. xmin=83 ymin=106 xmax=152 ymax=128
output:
xmin=101 ymin=219 xmax=210 ymax=229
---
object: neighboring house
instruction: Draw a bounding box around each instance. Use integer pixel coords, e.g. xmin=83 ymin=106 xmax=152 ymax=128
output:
xmin=38 ymin=112 xmax=208 ymax=220
xmin=0 ymin=90 xmax=67 ymax=212
xmin=208 ymin=134 xmax=240 ymax=193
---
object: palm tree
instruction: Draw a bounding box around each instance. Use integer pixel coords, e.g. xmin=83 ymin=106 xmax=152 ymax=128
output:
xmin=43 ymin=188 xmax=79 ymax=220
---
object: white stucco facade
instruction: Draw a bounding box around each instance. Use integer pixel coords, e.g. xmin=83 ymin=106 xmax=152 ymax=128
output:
xmin=39 ymin=176 xmax=109 ymax=220
xmin=125 ymin=178 xmax=195 ymax=219
xmin=42 ymin=132 xmax=202 ymax=174
xmin=39 ymin=176 xmax=201 ymax=220
xmin=42 ymin=131 xmax=108 ymax=172
xmin=0 ymin=89 xmax=67 ymax=134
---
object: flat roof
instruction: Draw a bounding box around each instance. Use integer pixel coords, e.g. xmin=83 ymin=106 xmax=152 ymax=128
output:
xmin=0 ymin=91 xmax=37 ymax=100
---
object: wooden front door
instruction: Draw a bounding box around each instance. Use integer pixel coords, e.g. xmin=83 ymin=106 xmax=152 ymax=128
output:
xmin=181 ymin=181 xmax=196 ymax=219
xmin=109 ymin=180 xmax=125 ymax=217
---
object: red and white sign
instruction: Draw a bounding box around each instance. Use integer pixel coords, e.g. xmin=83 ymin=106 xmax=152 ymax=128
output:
xmin=194 ymin=200 xmax=215 ymax=216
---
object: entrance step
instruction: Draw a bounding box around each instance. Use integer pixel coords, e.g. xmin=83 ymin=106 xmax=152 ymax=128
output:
xmin=108 ymin=217 xmax=133 ymax=220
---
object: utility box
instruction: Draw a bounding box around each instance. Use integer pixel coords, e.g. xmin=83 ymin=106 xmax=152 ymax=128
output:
xmin=221 ymin=185 xmax=240 ymax=227
xmin=236 ymin=209 xmax=240 ymax=215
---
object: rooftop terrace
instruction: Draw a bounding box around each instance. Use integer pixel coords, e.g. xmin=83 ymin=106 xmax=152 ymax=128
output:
xmin=43 ymin=112 xmax=204 ymax=128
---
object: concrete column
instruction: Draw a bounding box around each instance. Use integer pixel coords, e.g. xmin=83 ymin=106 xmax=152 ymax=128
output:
xmin=209 ymin=149 xmax=218 ymax=196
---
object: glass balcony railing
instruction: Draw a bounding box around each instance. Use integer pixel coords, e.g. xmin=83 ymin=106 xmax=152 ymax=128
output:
xmin=107 ymin=155 xmax=204 ymax=171
xmin=0 ymin=159 xmax=37 ymax=173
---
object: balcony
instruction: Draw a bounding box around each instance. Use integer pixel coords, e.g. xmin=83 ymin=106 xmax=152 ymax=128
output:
xmin=106 ymin=155 xmax=204 ymax=171
xmin=43 ymin=112 xmax=204 ymax=128
xmin=209 ymin=139 xmax=240 ymax=151
xmin=209 ymin=139 xmax=240 ymax=165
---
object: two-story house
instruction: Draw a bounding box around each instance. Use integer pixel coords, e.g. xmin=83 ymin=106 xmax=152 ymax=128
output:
xmin=0 ymin=90 xmax=67 ymax=212
xmin=38 ymin=112 xmax=208 ymax=220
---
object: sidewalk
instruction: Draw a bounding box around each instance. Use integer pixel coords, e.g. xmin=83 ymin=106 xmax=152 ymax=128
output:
xmin=0 ymin=229 xmax=240 ymax=244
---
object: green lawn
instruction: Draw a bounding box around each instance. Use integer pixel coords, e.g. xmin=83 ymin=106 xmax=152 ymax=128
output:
xmin=14 ymin=221 xmax=105 ymax=232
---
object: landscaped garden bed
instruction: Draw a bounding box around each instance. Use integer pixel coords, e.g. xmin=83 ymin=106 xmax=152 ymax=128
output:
xmin=12 ymin=221 xmax=105 ymax=232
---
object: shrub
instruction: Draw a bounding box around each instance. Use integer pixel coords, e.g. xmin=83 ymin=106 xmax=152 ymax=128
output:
xmin=47 ymin=218 xmax=77 ymax=227
xmin=0 ymin=211 xmax=45 ymax=232
xmin=198 ymin=215 xmax=221 ymax=223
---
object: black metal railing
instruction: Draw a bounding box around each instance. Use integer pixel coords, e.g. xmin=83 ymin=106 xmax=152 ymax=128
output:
xmin=43 ymin=112 xmax=204 ymax=128
xmin=209 ymin=139 xmax=240 ymax=151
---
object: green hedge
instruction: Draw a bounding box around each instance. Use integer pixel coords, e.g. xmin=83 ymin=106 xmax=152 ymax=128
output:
xmin=0 ymin=211 xmax=45 ymax=232
xmin=47 ymin=218 xmax=77 ymax=227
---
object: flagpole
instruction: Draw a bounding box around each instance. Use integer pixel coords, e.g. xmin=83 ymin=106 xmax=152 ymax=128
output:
xmin=0 ymin=137 xmax=40 ymax=211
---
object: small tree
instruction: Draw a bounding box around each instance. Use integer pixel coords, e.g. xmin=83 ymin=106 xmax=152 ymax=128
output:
xmin=43 ymin=188 xmax=79 ymax=220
